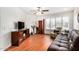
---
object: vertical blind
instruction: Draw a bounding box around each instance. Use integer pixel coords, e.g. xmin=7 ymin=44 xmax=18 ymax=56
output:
xmin=45 ymin=16 xmax=69 ymax=30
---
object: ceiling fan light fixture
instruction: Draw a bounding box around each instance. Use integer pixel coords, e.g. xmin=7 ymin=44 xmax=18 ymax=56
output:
xmin=32 ymin=7 xmax=49 ymax=15
xmin=36 ymin=12 xmax=43 ymax=15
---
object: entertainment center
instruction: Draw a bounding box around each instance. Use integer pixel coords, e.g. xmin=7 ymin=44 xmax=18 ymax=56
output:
xmin=11 ymin=21 xmax=30 ymax=46
xmin=11 ymin=29 xmax=30 ymax=46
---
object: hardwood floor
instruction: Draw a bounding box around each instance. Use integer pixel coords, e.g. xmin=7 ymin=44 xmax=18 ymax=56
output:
xmin=6 ymin=34 xmax=53 ymax=51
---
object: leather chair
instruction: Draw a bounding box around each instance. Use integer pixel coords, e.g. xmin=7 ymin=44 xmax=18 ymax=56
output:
xmin=48 ymin=30 xmax=79 ymax=51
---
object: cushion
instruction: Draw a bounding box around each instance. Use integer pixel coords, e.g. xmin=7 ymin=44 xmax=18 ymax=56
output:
xmin=59 ymin=47 xmax=68 ymax=51
xmin=60 ymin=40 xmax=69 ymax=44
xmin=48 ymin=44 xmax=68 ymax=51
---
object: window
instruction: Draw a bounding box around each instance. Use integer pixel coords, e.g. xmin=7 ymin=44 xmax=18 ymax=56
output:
xmin=45 ymin=16 xmax=70 ymax=30
xmin=51 ymin=18 xmax=55 ymax=29
xmin=56 ymin=17 xmax=62 ymax=27
xmin=62 ymin=16 xmax=69 ymax=30
xmin=45 ymin=18 xmax=51 ymax=29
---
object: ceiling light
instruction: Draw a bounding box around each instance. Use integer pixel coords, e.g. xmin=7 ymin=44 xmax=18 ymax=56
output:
xmin=36 ymin=12 xmax=43 ymax=15
xmin=32 ymin=7 xmax=49 ymax=15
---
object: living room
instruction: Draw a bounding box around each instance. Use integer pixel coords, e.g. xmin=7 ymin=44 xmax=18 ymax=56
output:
xmin=0 ymin=7 xmax=79 ymax=51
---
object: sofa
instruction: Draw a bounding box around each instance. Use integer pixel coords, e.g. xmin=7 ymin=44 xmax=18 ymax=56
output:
xmin=47 ymin=29 xmax=79 ymax=51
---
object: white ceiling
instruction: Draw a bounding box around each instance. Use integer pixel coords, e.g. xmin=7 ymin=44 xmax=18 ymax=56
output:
xmin=20 ymin=7 xmax=75 ymax=15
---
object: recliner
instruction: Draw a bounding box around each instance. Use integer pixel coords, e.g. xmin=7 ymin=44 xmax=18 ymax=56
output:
xmin=47 ymin=29 xmax=79 ymax=51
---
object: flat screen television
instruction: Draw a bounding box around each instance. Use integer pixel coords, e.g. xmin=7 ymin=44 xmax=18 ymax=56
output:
xmin=18 ymin=21 xmax=25 ymax=29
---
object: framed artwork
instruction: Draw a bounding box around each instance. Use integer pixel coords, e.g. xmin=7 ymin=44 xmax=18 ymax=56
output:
xmin=77 ymin=13 xmax=79 ymax=22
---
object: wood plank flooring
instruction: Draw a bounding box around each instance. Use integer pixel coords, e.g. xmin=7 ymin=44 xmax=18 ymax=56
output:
xmin=6 ymin=34 xmax=53 ymax=51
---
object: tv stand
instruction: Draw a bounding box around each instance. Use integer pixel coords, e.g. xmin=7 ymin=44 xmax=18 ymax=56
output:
xmin=11 ymin=29 xmax=30 ymax=46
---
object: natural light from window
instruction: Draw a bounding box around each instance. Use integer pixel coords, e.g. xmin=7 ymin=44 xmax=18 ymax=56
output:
xmin=45 ymin=16 xmax=69 ymax=30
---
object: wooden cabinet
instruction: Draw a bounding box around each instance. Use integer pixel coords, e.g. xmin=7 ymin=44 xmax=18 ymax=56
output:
xmin=11 ymin=29 xmax=30 ymax=46
xmin=11 ymin=31 xmax=19 ymax=46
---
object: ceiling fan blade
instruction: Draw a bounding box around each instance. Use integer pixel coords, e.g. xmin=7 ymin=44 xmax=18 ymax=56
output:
xmin=42 ymin=10 xmax=49 ymax=12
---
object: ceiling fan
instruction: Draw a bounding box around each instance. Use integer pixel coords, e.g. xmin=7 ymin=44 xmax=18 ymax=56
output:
xmin=33 ymin=7 xmax=49 ymax=15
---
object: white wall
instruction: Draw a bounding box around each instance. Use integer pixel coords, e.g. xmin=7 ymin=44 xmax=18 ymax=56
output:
xmin=0 ymin=7 xmax=37 ymax=50
xmin=73 ymin=8 xmax=79 ymax=30
xmin=24 ymin=15 xmax=37 ymax=33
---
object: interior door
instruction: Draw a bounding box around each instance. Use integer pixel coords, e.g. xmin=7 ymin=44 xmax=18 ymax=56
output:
xmin=38 ymin=20 xmax=44 ymax=34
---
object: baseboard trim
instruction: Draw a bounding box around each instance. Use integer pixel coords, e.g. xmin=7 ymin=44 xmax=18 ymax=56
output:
xmin=4 ymin=44 xmax=11 ymax=51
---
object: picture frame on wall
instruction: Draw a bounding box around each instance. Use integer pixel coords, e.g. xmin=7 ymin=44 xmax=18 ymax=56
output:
xmin=77 ymin=13 xmax=79 ymax=22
